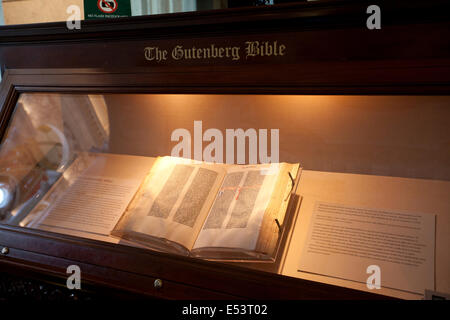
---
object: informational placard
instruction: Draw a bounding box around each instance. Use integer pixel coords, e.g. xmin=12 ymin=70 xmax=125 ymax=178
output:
xmin=298 ymin=201 xmax=436 ymax=295
xmin=84 ymin=0 xmax=131 ymax=20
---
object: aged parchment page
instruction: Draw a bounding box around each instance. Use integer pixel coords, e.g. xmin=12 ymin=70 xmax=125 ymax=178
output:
xmin=112 ymin=156 xmax=226 ymax=251
xmin=192 ymin=163 xmax=291 ymax=253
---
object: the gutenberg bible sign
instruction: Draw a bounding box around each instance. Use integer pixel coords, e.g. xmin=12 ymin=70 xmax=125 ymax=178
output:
xmin=144 ymin=41 xmax=287 ymax=63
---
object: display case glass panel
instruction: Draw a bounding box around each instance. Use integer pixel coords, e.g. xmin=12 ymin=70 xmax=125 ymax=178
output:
xmin=0 ymin=92 xmax=449 ymax=299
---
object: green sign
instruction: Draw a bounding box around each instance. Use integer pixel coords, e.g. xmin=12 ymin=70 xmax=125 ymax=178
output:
xmin=84 ymin=0 xmax=131 ymax=20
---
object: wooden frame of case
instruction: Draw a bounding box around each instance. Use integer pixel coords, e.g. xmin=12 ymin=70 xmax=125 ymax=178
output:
xmin=0 ymin=0 xmax=449 ymax=299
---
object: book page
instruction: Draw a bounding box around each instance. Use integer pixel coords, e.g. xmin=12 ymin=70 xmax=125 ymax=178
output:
xmin=192 ymin=163 xmax=283 ymax=253
xmin=298 ymin=201 xmax=435 ymax=294
xmin=112 ymin=157 xmax=226 ymax=251
xmin=28 ymin=153 xmax=156 ymax=235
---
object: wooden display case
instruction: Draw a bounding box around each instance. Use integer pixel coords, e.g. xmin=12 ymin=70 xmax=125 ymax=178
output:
xmin=0 ymin=0 xmax=449 ymax=300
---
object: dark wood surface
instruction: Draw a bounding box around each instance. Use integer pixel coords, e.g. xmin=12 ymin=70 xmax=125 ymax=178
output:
xmin=0 ymin=0 xmax=449 ymax=300
xmin=0 ymin=0 xmax=449 ymax=91
xmin=0 ymin=224 xmax=391 ymax=299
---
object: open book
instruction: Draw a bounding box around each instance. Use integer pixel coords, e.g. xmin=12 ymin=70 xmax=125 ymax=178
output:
xmin=25 ymin=152 xmax=300 ymax=261
xmin=112 ymin=156 xmax=300 ymax=261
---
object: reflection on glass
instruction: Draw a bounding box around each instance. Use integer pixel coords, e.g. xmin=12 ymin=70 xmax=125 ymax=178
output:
xmin=0 ymin=93 xmax=110 ymax=225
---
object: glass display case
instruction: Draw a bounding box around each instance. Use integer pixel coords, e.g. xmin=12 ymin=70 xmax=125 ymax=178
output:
xmin=0 ymin=92 xmax=305 ymax=266
xmin=0 ymin=0 xmax=449 ymax=300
